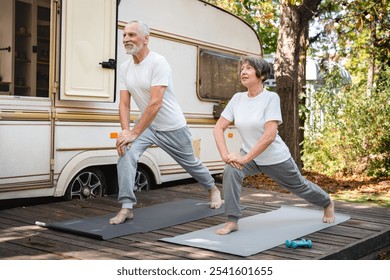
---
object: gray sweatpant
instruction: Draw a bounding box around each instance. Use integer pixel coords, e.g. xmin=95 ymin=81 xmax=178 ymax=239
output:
xmin=223 ymin=151 xmax=331 ymax=222
xmin=117 ymin=125 xmax=215 ymax=208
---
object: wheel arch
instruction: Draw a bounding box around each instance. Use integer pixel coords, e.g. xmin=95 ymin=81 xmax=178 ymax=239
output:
xmin=54 ymin=149 xmax=161 ymax=197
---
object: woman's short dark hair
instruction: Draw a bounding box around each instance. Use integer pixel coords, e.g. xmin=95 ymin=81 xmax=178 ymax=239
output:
xmin=241 ymin=56 xmax=272 ymax=82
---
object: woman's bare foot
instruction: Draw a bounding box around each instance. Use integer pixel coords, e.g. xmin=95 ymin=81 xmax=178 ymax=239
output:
xmin=209 ymin=186 xmax=223 ymax=209
xmin=216 ymin=221 xmax=238 ymax=235
xmin=109 ymin=208 xmax=134 ymax=225
xmin=323 ymin=200 xmax=335 ymax=223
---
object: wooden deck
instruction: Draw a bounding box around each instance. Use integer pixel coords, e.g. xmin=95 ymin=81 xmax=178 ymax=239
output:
xmin=1 ymin=183 xmax=389 ymax=260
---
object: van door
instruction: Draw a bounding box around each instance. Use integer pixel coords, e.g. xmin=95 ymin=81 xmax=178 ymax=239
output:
xmin=0 ymin=0 xmax=53 ymax=193
xmin=59 ymin=0 xmax=117 ymax=102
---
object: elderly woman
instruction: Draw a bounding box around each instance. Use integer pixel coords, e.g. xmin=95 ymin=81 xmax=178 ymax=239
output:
xmin=213 ymin=56 xmax=334 ymax=235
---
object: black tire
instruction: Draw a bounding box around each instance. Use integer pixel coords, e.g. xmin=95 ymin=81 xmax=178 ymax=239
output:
xmin=111 ymin=165 xmax=154 ymax=194
xmin=133 ymin=165 xmax=154 ymax=192
xmin=65 ymin=167 xmax=106 ymax=200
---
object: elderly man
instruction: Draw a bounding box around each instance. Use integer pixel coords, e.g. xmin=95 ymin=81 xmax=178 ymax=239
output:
xmin=110 ymin=20 xmax=222 ymax=224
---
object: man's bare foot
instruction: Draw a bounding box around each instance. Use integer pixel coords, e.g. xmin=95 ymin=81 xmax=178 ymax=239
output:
xmin=323 ymin=200 xmax=335 ymax=223
xmin=109 ymin=208 xmax=134 ymax=225
xmin=209 ymin=186 xmax=223 ymax=209
xmin=216 ymin=221 xmax=238 ymax=235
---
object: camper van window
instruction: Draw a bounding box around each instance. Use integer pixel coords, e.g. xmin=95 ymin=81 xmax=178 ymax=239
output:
xmin=7 ymin=2 xmax=51 ymax=98
xmin=198 ymin=49 xmax=246 ymax=101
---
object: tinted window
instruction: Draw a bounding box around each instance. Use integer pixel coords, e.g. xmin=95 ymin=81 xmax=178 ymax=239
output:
xmin=198 ymin=49 xmax=246 ymax=101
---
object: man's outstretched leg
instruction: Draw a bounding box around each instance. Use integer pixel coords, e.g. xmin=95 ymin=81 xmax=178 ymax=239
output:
xmin=155 ymin=127 xmax=223 ymax=209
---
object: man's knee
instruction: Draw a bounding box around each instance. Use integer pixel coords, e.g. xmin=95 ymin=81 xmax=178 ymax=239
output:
xmin=118 ymin=152 xmax=139 ymax=172
xmin=223 ymin=164 xmax=243 ymax=179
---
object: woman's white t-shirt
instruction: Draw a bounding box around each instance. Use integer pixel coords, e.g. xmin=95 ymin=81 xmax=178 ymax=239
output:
xmin=221 ymin=90 xmax=291 ymax=165
xmin=119 ymin=51 xmax=186 ymax=131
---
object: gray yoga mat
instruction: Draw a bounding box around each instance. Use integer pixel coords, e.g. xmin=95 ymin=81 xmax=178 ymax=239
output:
xmin=39 ymin=199 xmax=225 ymax=240
xmin=160 ymin=205 xmax=350 ymax=257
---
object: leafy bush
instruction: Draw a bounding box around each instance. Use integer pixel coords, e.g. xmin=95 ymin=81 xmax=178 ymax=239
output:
xmin=303 ymin=65 xmax=390 ymax=178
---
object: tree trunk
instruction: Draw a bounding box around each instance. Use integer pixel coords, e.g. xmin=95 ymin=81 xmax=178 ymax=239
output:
xmin=298 ymin=24 xmax=309 ymax=168
xmin=274 ymin=0 xmax=321 ymax=170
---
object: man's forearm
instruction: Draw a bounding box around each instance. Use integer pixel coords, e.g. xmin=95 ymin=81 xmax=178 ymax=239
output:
xmin=131 ymin=102 xmax=161 ymax=136
xmin=118 ymin=90 xmax=131 ymax=131
xmin=119 ymin=105 xmax=130 ymax=131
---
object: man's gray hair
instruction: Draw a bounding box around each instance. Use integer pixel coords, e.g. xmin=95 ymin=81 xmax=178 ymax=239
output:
xmin=128 ymin=20 xmax=150 ymax=36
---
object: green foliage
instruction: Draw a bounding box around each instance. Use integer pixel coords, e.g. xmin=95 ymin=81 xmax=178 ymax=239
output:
xmin=365 ymin=67 xmax=390 ymax=177
xmin=310 ymin=0 xmax=389 ymax=77
xmin=303 ymin=65 xmax=390 ymax=177
xmin=304 ymin=0 xmax=389 ymax=178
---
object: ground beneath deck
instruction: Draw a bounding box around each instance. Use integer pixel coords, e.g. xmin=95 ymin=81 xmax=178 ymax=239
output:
xmin=0 ymin=183 xmax=389 ymax=260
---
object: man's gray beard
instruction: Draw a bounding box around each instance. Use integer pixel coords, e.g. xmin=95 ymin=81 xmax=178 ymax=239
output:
xmin=126 ymin=44 xmax=141 ymax=55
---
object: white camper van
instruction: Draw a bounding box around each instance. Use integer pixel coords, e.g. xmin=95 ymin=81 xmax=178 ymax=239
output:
xmin=0 ymin=0 xmax=262 ymax=200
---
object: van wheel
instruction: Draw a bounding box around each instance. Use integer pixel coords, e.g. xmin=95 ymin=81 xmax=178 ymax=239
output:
xmin=133 ymin=166 xmax=153 ymax=192
xmin=111 ymin=165 xmax=154 ymax=194
xmin=65 ymin=167 xmax=106 ymax=200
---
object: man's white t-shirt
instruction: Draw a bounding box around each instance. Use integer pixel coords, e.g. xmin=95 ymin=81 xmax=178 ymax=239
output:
xmin=119 ymin=51 xmax=186 ymax=131
xmin=221 ymin=90 xmax=291 ymax=165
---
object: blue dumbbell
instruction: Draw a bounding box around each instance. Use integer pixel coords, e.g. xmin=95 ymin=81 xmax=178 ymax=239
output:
xmin=285 ymin=239 xmax=312 ymax=249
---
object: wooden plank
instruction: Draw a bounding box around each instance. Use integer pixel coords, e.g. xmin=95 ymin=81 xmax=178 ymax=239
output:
xmin=320 ymin=227 xmax=390 ymax=260
xmin=0 ymin=183 xmax=389 ymax=260
xmin=0 ymin=242 xmax=64 ymax=260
